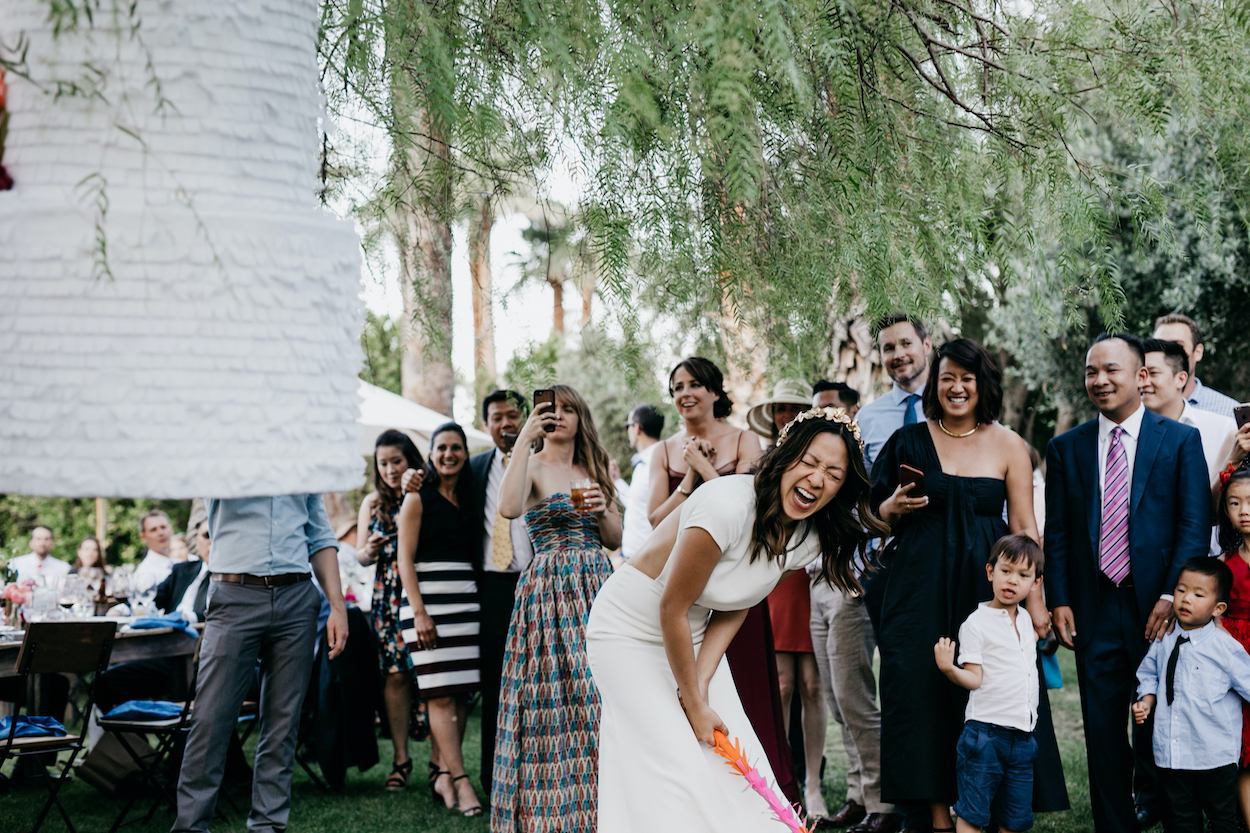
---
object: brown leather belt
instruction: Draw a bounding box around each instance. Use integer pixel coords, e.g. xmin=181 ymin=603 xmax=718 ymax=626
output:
xmin=211 ymin=572 xmax=310 ymax=588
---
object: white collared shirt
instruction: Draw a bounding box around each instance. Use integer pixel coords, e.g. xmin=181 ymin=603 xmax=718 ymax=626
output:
xmin=621 ymin=443 xmax=658 ymax=559
xmin=10 ymin=553 xmax=70 ymax=585
xmin=132 ymin=549 xmax=173 ymax=594
xmin=481 ymin=450 xmax=534 ymax=573
xmin=1178 ymin=403 xmax=1235 ymax=483
xmin=958 ymin=602 xmax=1039 ymax=732
xmin=1097 ymin=405 xmax=1146 ymax=495
xmin=173 ymin=562 xmax=210 ymax=623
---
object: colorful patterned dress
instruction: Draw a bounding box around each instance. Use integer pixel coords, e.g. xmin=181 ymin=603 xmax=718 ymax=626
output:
xmin=369 ymin=497 xmax=412 ymax=674
xmin=490 ymin=492 xmax=613 ymax=833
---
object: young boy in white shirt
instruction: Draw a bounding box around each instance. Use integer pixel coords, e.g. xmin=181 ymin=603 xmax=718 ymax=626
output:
xmin=934 ymin=533 xmax=1043 ymax=833
xmin=1132 ymin=557 xmax=1250 ymax=833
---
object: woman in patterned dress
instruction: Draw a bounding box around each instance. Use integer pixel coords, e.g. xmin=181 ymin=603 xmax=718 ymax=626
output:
xmin=355 ymin=429 xmax=424 ymax=791
xmin=398 ymin=423 xmax=483 ymax=818
xmin=491 ymin=384 xmax=622 ymax=832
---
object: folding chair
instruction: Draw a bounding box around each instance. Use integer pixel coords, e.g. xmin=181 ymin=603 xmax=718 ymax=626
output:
xmin=1 ymin=620 xmax=117 ymax=833
xmin=98 ymin=645 xmax=259 ymax=830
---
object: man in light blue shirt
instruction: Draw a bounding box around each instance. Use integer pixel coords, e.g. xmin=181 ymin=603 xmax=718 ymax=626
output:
xmin=173 ymin=494 xmax=347 ymax=833
xmin=1133 ymin=557 xmax=1250 ymax=833
xmin=856 ymin=314 xmax=933 ymax=471
xmin=807 ymin=314 xmax=931 ymax=833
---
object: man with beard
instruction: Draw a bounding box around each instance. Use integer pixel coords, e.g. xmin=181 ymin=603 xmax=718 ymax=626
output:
xmin=812 ymin=314 xmax=931 ymax=833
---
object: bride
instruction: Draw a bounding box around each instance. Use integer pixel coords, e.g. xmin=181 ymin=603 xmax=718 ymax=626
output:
xmin=587 ymin=407 xmax=886 ymax=831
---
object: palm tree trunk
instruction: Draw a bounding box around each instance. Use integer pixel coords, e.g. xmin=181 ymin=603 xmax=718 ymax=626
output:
xmin=549 ymin=276 xmax=566 ymax=335
xmin=580 ymin=272 xmax=594 ymax=329
xmin=827 ymin=307 xmax=880 ymax=399
xmin=469 ymin=194 xmax=497 ymax=397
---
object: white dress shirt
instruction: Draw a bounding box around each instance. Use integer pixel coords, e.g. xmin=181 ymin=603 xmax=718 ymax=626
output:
xmin=1178 ymin=403 xmax=1235 ymax=482
xmin=1097 ymin=405 xmax=1146 ymax=494
xmin=621 ymin=444 xmax=658 ymax=560
xmin=132 ymin=549 xmax=174 ymax=594
xmin=481 ymin=450 xmax=534 ymax=573
xmin=173 ymin=562 xmax=210 ymax=623
xmin=958 ymin=602 xmax=1039 ymax=733
xmin=10 ymin=553 xmax=70 ymax=585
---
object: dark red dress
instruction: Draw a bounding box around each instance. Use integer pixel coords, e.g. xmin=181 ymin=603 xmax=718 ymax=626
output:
xmin=1221 ymin=552 xmax=1250 ymax=768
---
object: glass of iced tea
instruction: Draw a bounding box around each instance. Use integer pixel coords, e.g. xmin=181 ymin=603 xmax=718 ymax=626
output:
xmin=570 ymin=478 xmax=595 ymax=512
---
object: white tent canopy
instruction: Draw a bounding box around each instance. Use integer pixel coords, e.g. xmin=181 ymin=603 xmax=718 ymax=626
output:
xmin=357 ymin=380 xmax=494 ymax=456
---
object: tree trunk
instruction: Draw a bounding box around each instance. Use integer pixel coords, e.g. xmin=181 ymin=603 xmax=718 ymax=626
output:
xmin=580 ymin=271 xmax=594 ymax=329
xmin=826 ymin=305 xmax=881 ymax=401
xmin=548 ymin=276 xmax=565 ymax=335
xmin=469 ymin=194 xmax=497 ymax=398
xmin=388 ymin=3 xmax=455 ymax=415
xmin=719 ymin=287 xmax=768 ymax=427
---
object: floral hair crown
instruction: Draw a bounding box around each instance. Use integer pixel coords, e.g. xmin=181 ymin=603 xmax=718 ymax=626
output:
xmin=776 ymin=406 xmax=863 ymax=450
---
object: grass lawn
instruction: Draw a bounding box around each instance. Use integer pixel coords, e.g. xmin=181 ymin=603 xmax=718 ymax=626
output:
xmin=3 ymin=652 xmax=1095 ymax=832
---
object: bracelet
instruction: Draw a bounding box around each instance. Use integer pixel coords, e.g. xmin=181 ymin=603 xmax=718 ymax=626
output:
xmin=677 ymin=485 xmax=693 ymax=497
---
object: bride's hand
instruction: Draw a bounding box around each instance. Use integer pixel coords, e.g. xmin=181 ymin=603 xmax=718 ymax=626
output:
xmin=679 ymin=692 xmax=728 ymax=746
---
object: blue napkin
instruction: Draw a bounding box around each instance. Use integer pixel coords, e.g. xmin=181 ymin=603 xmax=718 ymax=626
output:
xmin=0 ymin=715 xmax=68 ymax=738
xmin=103 ymin=700 xmax=186 ymax=721
xmin=128 ymin=614 xmax=198 ymax=639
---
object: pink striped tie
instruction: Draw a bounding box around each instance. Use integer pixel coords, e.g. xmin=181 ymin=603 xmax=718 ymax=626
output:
xmin=1099 ymin=426 xmax=1131 ymax=584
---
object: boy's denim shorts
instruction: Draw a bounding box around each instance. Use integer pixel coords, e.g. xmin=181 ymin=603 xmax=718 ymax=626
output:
xmin=953 ymin=720 xmax=1038 ymax=832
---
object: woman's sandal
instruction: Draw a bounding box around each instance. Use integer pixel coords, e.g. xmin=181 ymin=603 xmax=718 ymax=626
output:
xmin=384 ymin=758 xmax=413 ymax=792
xmin=451 ymin=773 xmax=484 ymax=818
xmin=428 ymin=769 xmax=454 ymax=808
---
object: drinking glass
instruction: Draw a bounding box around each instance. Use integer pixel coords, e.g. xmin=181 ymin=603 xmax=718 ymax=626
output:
xmin=570 ymin=478 xmax=595 ymax=513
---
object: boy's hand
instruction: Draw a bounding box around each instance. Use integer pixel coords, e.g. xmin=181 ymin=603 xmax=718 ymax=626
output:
xmin=1132 ymin=695 xmax=1156 ymax=725
xmin=934 ymin=637 xmax=957 ymax=673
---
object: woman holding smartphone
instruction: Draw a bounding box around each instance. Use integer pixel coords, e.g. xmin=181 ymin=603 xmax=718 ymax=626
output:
xmin=868 ymin=338 xmax=1066 ymax=832
xmin=491 ymin=384 xmax=621 ymax=832
xmin=356 ymin=429 xmax=425 ymax=792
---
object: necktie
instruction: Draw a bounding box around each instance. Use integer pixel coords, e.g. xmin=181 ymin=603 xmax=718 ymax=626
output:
xmin=1166 ymin=635 xmax=1190 ymax=705
xmin=490 ymin=453 xmax=514 ymax=571
xmin=1099 ymin=426 xmax=1131 ymax=585
xmin=902 ymin=393 xmax=921 ymax=426
xmin=193 ymin=575 xmax=210 ymax=618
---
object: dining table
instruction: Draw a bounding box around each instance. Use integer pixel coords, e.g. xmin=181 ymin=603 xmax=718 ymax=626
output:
xmin=0 ymin=618 xmax=200 ymax=679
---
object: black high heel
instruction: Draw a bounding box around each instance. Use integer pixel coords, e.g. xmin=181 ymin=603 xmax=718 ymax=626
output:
xmin=451 ymin=773 xmax=483 ymax=818
xmin=384 ymin=758 xmax=413 ymax=791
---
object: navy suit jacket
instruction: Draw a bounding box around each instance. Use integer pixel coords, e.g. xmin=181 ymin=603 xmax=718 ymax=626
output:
xmin=1043 ymin=409 xmax=1210 ymax=638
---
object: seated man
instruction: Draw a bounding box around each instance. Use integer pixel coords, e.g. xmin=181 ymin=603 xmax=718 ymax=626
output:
xmin=95 ymin=521 xmax=213 ymax=711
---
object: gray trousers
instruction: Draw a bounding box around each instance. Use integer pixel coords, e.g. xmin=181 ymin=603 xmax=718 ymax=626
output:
xmin=172 ymin=579 xmax=320 ymax=833
xmin=810 ymin=579 xmax=893 ymax=814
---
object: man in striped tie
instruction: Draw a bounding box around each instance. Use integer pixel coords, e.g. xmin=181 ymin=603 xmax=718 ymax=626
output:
xmin=1044 ymin=333 xmax=1210 ymax=833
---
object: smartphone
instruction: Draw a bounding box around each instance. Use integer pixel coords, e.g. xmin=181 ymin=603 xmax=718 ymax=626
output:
xmin=1236 ymin=402 xmax=1250 ymax=429
xmin=899 ymin=463 xmax=926 ymax=497
xmin=533 ymin=389 xmax=556 ymax=432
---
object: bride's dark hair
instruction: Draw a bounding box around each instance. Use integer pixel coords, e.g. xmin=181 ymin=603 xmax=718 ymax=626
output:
xmin=749 ymin=414 xmax=887 ymax=595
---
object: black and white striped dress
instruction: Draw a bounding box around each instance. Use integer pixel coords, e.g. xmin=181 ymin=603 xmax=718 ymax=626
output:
xmin=399 ymin=486 xmax=481 ymax=698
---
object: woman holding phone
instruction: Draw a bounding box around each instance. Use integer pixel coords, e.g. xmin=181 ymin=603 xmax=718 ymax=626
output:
xmin=868 ymin=338 xmax=1066 ymax=831
xmin=356 ymin=429 xmax=425 ymax=792
xmin=491 ymin=384 xmax=622 ymax=832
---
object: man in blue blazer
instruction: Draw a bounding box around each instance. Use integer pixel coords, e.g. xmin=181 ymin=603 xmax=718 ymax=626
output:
xmin=1045 ymin=333 xmax=1210 ymax=833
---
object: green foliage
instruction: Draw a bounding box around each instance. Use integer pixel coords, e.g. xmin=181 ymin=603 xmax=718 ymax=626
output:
xmin=319 ymin=1 xmax=1250 ymax=374
xmin=360 ymin=310 xmax=402 ymax=394
xmin=0 ymin=496 xmax=191 ymax=567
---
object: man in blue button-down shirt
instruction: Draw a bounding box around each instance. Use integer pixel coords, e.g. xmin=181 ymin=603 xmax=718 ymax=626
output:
xmin=1133 ymin=558 xmax=1250 ymax=833
xmin=173 ymin=494 xmax=347 ymax=833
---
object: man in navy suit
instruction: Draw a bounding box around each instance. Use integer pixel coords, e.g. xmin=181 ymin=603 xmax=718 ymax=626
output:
xmin=1045 ymin=333 xmax=1210 ymax=833
xmin=469 ymin=390 xmax=534 ymax=802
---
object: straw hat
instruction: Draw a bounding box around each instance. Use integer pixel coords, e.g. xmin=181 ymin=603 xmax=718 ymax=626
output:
xmin=747 ymin=379 xmax=812 ymax=437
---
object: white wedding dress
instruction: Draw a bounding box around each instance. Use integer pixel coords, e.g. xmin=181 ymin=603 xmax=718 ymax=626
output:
xmin=587 ymin=476 xmax=822 ymax=832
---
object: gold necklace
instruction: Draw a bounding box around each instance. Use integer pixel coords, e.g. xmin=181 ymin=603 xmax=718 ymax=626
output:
xmin=938 ymin=419 xmax=978 ymax=439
